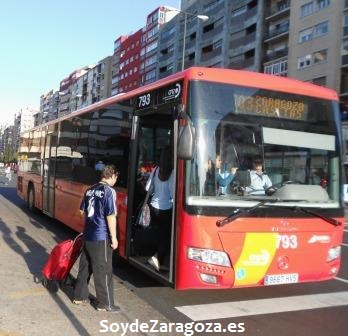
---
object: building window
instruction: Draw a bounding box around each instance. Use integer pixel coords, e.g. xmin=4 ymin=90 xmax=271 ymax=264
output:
xmin=297 ymin=54 xmax=312 ymax=69
xmin=147 ymin=25 xmax=159 ymax=39
xmin=161 ymin=26 xmax=176 ymax=40
xmin=298 ymin=21 xmax=328 ymax=43
xmin=300 ymin=2 xmax=313 ymax=17
xmin=316 ymin=0 xmax=330 ymax=10
xmin=145 ymin=55 xmax=157 ymax=67
xmin=314 ymin=21 xmax=328 ymax=37
xmin=313 ymin=49 xmax=328 ymax=64
xmin=146 ymin=40 xmax=158 ymax=53
xmin=299 ymin=28 xmax=313 ymax=43
xmin=264 ymin=60 xmax=288 ymax=76
xmin=312 ymin=76 xmax=326 ymax=86
xmin=145 ymin=69 xmax=156 ymax=81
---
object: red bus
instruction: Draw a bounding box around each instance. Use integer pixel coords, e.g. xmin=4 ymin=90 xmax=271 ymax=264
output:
xmin=17 ymin=67 xmax=344 ymax=290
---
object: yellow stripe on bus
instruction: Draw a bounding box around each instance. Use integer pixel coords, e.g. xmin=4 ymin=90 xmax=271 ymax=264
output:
xmin=234 ymin=233 xmax=278 ymax=286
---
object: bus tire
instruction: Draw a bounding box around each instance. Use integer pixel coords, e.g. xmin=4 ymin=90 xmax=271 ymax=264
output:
xmin=28 ymin=185 xmax=36 ymax=212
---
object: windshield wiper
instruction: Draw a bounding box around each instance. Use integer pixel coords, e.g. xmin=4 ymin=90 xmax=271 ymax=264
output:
xmin=216 ymin=201 xmax=267 ymax=227
xmin=293 ymin=206 xmax=341 ymax=227
xmin=216 ymin=202 xmax=342 ymax=228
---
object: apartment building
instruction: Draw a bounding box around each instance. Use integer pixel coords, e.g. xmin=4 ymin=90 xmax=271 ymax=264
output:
xmin=111 ymin=35 xmax=128 ymax=96
xmin=58 ymin=66 xmax=94 ymax=117
xmin=263 ymin=0 xmax=290 ymax=76
xmin=69 ymin=58 xmax=112 ymax=112
xmin=117 ymin=29 xmax=142 ymax=94
xmin=12 ymin=108 xmax=36 ymax=152
xmin=157 ymin=0 xmax=264 ymax=76
xmin=39 ymin=90 xmax=60 ymax=124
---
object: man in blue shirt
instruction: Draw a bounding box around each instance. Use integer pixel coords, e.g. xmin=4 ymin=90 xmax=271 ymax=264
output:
xmin=73 ymin=165 xmax=119 ymax=313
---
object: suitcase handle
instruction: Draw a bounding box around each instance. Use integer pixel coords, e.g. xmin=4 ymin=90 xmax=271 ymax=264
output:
xmin=64 ymin=233 xmax=84 ymax=258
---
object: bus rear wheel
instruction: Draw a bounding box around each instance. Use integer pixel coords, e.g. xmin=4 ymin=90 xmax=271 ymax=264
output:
xmin=28 ymin=186 xmax=36 ymax=212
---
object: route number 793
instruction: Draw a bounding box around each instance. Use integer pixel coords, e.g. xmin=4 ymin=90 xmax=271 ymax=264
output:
xmin=276 ymin=235 xmax=298 ymax=249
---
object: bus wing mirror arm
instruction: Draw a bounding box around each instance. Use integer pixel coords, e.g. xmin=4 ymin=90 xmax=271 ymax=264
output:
xmin=177 ymin=105 xmax=195 ymax=160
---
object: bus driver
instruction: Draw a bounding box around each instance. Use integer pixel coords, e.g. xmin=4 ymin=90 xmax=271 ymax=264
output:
xmin=245 ymin=158 xmax=272 ymax=195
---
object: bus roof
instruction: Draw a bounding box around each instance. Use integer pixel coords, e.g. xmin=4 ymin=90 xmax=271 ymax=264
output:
xmin=25 ymin=67 xmax=338 ymax=133
xmin=183 ymin=67 xmax=338 ymax=101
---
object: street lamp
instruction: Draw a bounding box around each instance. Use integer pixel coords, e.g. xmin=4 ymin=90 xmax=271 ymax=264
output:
xmin=169 ymin=8 xmax=209 ymax=71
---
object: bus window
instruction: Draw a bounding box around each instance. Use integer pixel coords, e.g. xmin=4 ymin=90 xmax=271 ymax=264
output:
xmin=186 ymin=81 xmax=340 ymax=208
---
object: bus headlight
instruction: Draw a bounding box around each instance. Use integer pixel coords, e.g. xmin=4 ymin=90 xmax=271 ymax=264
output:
xmin=187 ymin=247 xmax=231 ymax=267
xmin=327 ymin=246 xmax=341 ymax=262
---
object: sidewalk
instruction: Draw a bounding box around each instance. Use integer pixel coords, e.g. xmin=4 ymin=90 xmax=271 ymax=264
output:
xmin=0 ymin=192 xmax=178 ymax=336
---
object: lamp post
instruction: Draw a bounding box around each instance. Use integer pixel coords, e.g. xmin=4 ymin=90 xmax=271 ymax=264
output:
xmin=181 ymin=11 xmax=209 ymax=71
xmin=169 ymin=8 xmax=209 ymax=71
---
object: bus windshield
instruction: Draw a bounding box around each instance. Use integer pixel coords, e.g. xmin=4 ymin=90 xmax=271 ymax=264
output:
xmin=185 ymin=81 xmax=341 ymax=209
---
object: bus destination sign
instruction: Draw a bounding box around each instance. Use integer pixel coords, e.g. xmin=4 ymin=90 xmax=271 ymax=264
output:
xmin=234 ymin=94 xmax=308 ymax=121
xmin=136 ymin=81 xmax=183 ymax=111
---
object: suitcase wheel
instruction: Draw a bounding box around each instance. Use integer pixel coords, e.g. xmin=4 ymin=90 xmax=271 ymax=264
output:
xmin=41 ymin=277 xmax=59 ymax=293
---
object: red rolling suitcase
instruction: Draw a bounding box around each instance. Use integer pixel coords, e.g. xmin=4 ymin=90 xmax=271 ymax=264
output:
xmin=41 ymin=233 xmax=84 ymax=292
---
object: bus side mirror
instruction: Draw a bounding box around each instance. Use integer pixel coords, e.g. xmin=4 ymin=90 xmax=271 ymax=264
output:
xmin=178 ymin=123 xmax=195 ymax=160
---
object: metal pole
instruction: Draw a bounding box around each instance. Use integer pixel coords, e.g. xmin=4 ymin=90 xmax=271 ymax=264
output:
xmin=181 ymin=11 xmax=187 ymax=72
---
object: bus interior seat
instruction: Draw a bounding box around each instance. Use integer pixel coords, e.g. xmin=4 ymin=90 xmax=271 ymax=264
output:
xmin=233 ymin=170 xmax=251 ymax=187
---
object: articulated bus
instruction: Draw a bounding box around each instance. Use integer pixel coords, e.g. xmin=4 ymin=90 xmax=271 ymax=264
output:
xmin=17 ymin=67 xmax=344 ymax=290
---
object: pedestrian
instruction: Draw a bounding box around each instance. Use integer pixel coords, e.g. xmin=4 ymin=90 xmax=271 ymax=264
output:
xmin=73 ymin=164 xmax=120 ymax=313
xmin=147 ymin=146 xmax=173 ymax=272
xmin=5 ymin=165 xmax=12 ymax=185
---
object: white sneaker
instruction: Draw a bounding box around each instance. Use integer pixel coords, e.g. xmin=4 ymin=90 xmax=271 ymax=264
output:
xmin=147 ymin=255 xmax=160 ymax=271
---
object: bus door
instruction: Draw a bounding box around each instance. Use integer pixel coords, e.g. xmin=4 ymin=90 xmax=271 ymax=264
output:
xmin=42 ymin=132 xmax=56 ymax=216
xmin=127 ymin=114 xmax=175 ymax=284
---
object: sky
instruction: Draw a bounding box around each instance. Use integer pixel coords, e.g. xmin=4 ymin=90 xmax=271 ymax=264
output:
xmin=0 ymin=0 xmax=180 ymax=127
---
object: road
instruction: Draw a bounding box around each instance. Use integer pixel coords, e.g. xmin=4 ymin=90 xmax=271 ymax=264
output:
xmin=1 ymin=171 xmax=347 ymax=336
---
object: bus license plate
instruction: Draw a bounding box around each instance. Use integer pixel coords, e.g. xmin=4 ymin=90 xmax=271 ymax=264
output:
xmin=264 ymin=273 xmax=299 ymax=285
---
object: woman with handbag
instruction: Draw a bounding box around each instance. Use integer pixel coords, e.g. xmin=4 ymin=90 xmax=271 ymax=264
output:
xmin=146 ymin=145 xmax=173 ymax=272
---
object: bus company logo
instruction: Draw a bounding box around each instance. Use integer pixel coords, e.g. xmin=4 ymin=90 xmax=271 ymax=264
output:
xmin=308 ymin=235 xmax=330 ymax=244
xmin=241 ymin=249 xmax=270 ymax=266
xmin=164 ymin=83 xmax=181 ymax=101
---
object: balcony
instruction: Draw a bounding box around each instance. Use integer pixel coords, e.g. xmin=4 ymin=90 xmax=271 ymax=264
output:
xmin=159 ymin=51 xmax=174 ymax=63
xmin=229 ymin=56 xmax=255 ymax=69
xmin=230 ymin=32 xmax=256 ymax=50
xmin=202 ymin=24 xmax=224 ymax=40
xmin=264 ymin=23 xmax=289 ymax=42
xmin=158 ymin=69 xmax=174 ymax=79
xmin=204 ymin=0 xmax=224 ymax=15
xmin=200 ymin=46 xmax=222 ymax=62
xmin=343 ymin=26 xmax=348 ymax=38
xmin=342 ymin=54 xmax=348 ymax=67
xmin=265 ymin=48 xmax=288 ymax=62
xmin=265 ymin=1 xmax=290 ymax=21
xmin=245 ymin=6 xmax=258 ymax=21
